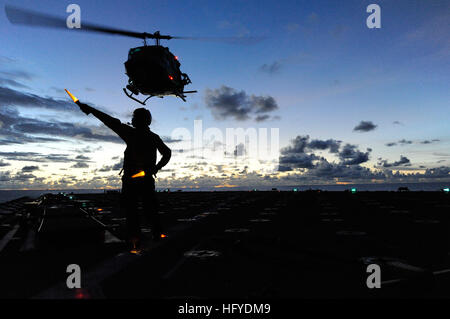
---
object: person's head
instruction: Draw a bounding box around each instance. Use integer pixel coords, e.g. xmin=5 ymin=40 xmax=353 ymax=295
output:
xmin=131 ymin=108 xmax=152 ymax=128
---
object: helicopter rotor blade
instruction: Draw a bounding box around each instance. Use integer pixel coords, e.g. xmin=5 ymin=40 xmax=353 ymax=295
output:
xmin=5 ymin=5 xmax=264 ymax=44
xmin=171 ymin=36 xmax=266 ymax=45
xmin=4 ymin=5 xmax=155 ymax=39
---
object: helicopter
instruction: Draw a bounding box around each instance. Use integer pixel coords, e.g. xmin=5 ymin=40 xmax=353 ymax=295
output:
xmin=122 ymin=32 xmax=197 ymax=104
xmin=5 ymin=5 xmax=262 ymax=105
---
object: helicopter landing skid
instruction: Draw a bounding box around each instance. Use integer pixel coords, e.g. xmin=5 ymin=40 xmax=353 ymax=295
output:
xmin=123 ymin=88 xmax=152 ymax=105
xmin=177 ymin=90 xmax=197 ymax=102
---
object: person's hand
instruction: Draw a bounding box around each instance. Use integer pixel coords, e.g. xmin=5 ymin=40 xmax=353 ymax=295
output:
xmin=152 ymin=165 xmax=160 ymax=178
xmin=76 ymin=101 xmax=91 ymax=115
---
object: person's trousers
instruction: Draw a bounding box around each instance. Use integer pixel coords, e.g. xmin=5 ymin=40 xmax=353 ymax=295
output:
xmin=120 ymin=175 xmax=162 ymax=240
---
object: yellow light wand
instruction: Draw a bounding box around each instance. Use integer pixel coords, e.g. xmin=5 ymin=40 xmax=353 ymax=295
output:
xmin=131 ymin=171 xmax=145 ymax=178
xmin=65 ymin=88 xmax=79 ymax=103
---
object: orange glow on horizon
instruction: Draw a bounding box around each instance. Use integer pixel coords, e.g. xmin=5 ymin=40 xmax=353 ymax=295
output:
xmin=213 ymin=183 xmax=238 ymax=188
xmin=64 ymin=89 xmax=79 ymax=103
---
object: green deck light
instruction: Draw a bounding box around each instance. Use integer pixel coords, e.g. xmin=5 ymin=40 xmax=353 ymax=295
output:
xmin=293 ymin=188 xmax=298 ymax=192
xmin=351 ymin=187 xmax=357 ymax=194
xmin=443 ymin=187 xmax=449 ymax=193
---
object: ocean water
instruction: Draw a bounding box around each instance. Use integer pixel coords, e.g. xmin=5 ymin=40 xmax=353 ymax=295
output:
xmin=0 ymin=182 xmax=448 ymax=203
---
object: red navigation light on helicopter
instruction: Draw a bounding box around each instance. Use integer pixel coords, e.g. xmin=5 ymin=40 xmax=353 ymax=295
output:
xmin=168 ymin=75 xmax=174 ymax=80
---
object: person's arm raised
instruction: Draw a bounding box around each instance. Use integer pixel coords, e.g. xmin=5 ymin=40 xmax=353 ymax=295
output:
xmin=76 ymin=101 xmax=122 ymax=132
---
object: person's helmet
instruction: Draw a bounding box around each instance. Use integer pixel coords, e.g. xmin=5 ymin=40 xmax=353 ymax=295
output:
xmin=132 ymin=108 xmax=152 ymax=127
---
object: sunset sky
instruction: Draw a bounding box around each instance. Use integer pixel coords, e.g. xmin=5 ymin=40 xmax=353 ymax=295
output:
xmin=0 ymin=0 xmax=449 ymax=190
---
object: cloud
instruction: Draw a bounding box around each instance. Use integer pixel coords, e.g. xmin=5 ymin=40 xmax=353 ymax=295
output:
xmin=279 ymin=153 xmax=319 ymax=169
xmin=279 ymin=135 xmax=346 ymax=170
xmin=22 ymin=165 xmax=39 ymax=172
xmin=161 ymin=136 xmax=183 ymax=143
xmin=75 ymin=155 xmax=91 ymax=161
xmin=0 ymin=78 xmax=30 ymax=89
xmin=0 ymin=160 xmax=10 ymax=167
xmin=259 ymin=61 xmax=282 ymax=75
xmin=281 ymin=135 xmax=341 ymax=156
xmin=99 ymin=158 xmax=123 ymax=172
xmin=308 ymin=139 xmax=341 ymax=153
xmin=353 ymin=121 xmax=377 ymax=132
xmin=204 ymin=86 xmax=279 ymax=122
xmin=338 ymin=144 xmax=371 ymax=165
xmin=0 ymin=106 xmax=122 ymax=145
xmin=378 ymin=155 xmax=411 ymax=168
xmin=421 ymin=139 xmax=440 ymax=144
xmin=255 ymin=115 xmax=270 ymax=122
xmin=0 ymin=70 xmax=34 ymax=81
xmin=0 ymin=151 xmax=71 ymax=163
xmin=385 ymin=142 xmax=397 ymax=147
xmin=71 ymin=162 xmax=89 ymax=169
xmin=398 ymin=139 xmax=412 ymax=145
xmin=0 ymin=86 xmax=78 ymax=113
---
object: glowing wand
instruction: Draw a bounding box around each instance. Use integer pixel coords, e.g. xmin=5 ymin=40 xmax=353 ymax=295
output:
xmin=64 ymin=89 xmax=79 ymax=103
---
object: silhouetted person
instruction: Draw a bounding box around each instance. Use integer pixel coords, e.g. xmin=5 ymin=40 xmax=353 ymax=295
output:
xmin=76 ymin=101 xmax=171 ymax=248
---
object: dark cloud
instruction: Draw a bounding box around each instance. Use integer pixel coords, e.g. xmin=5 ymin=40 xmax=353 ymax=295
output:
xmin=378 ymin=155 xmax=411 ymax=168
xmin=21 ymin=165 xmax=39 ymax=172
xmin=161 ymin=136 xmax=183 ymax=143
xmin=353 ymin=121 xmax=377 ymax=132
xmin=0 ymin=160 xmax=10 ymax=167
xmin=277 ymin=165 xmax=293 ymax=172
xmin=259 ymin=61 xmax=282 ymax=75
xmin=255 ymin=114 xmax=270 ymax=122
xmin=99 ymin=158 xmax=123 ymax=172
xmin=0 ymin=78 xmax=30 ymax=89
xmin=307 ymin=159 xmax=382 ymax=179
xmin=251 ymin=96 xmax=278 ymax=113
xmin=281 ymin=135 xmax=309 ymax=154
xmin=204 ymin=86 xmax=278 ymax=122
xmin=281 ymin=135 xmax=342 ymax=156
xmin=0 ymin=151 xmax=70 ymax=163
xmin=15 ymin=173 xmax=36 ymax=181
xmin=71 ymin=162 xmax=89 ymax=169
xmin=279 ymin=153 xmax=318 ymax=169
xmin=421 ymin=166 xmax=450 ymax=178
xmin=308 ymin=139 xmax=341 ymax=153
xmin=338 ymin=144 xmax=371 ymax=165
xmin=0 ymin=106 xmax=121 ymax=145
xmin=398 ymin=139 xmax=412 ymax=145
xmin=75 ymin=155 xmax=90 ymax=160
xmin=0 ymin=70 xmax=34 ymax=81
xmin=421 ymin=139 xmax=440 ymax=144
xmin=0 ymin=171 xmax=12 ymax=182
xmin=0 ymin=86 xmax=78 ymax=112
xmin=385 ymin=142 xmax=397 ymax=147
xmin=279 ymin=135 xmax=344 ymax=170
